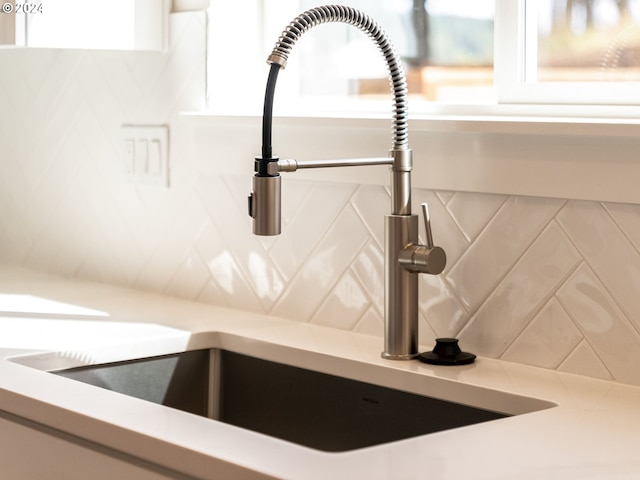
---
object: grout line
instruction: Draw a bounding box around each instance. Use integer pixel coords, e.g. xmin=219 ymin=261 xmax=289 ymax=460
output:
xmin=555 ymin=283 xmax=616 ymax=381
xmin=265 ymin=184 xmax=361 ymax=319
xmin=307 ymin=204 xmax=370 ymax=325
xmin=557 ymin=201 xmax=640 ymax=339
xmin=421 ymin=189 xmax=470 ymax=318
xmin=498 ymin=257 xmax=583 ymax=362
xmin=265 ymin=180 xmax=354 ymax=295
xmin=348 ymin=240 xmax=383 ymax=322
xmin=441 ymin=193 xmax=510 ymax=278
xmin=465 ymin=198 xmax=567 ymax=322
xmin=602 ymin=201 xmax=640 ymax=259
xmin=350 ymin=183 xmax=389 ymax=250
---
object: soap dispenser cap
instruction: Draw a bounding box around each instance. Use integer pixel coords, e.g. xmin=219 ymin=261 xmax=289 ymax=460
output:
xmin=418 ymin=338 xmax=476 ymax=366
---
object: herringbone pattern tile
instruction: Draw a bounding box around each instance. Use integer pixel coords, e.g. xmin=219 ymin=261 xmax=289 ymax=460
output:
xmin=1 ymin=11 xmax=639 ymax=386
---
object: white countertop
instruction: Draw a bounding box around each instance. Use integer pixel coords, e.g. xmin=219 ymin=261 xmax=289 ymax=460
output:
xmin=0 ymin=266 xmax=639 ymax=480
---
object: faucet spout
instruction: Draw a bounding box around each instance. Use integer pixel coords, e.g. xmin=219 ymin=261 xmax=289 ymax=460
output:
xmin=248 ymin=5 xmax=446 ymax=360
xmin=265 ymin=5 xmax=409 ymax=156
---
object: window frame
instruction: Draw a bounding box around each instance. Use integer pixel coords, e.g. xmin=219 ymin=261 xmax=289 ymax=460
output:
xmin=495 ymin=0 xmax=640 ymax=106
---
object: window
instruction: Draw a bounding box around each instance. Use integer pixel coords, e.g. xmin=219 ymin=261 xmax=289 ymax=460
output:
xmin=207 ymin=0 xmax=495 ymax=113
xmin=290 ymin=0 xmax=494 ymax=106
xmin=497 ymin=0 xmax=640 ymax=105
xmin=5 ymin=0 xmax=168 ymax=50
xmin=207 ymin=0 xmax=640 ymax=113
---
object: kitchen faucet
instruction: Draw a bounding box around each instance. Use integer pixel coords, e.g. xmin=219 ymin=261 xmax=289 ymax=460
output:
xmin=248 ymin=5 xmax=446 ymax=360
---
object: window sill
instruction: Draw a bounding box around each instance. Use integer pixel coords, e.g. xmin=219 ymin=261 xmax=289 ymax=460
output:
xmin=184 ymin=104 xmax=640 ymax=136
xmin=182 ymin=108 xmax=640 ymax=205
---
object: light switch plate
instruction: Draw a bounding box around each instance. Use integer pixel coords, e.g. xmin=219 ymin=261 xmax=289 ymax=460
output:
xmin=121 ymin=125 xmax=169 ymax=187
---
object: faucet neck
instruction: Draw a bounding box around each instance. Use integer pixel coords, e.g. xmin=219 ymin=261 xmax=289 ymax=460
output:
xmin=390 ymin=148 xmax=412 ymax=216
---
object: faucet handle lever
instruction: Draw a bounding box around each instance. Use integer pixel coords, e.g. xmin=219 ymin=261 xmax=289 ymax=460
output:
xmin=398 ymin=202 xmax=446 ymax=275
xmin=421 ymin=203 xmax=434 ymax=248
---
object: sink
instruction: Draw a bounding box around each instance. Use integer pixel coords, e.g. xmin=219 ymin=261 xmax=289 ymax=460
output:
xmin=45 ymin=346 xmax=554 ymax=452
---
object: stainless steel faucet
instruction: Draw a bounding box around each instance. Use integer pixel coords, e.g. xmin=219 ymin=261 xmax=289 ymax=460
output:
xmin=248 ymin=5 xmax=446 ymax=360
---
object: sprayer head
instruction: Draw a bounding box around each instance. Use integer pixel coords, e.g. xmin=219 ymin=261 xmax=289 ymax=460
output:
xmin=249 ymin=171 xmax=281 ymax=236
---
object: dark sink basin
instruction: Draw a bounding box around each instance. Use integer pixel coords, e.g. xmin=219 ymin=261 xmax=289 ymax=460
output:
xmin=52 ymin=349 xmax=512 ymax=452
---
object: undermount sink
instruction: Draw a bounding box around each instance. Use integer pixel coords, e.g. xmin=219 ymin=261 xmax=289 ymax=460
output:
xmin=44 ymin=346 xmax=555 ymax=452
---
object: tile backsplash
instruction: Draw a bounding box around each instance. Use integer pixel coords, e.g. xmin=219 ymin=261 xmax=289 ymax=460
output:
xmin=2 ymin=11 xmax=640 ymax=386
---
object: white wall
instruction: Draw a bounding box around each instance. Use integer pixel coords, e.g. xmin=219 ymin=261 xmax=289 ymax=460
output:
xmin=1 ymin=11 xmax=640 ymax=386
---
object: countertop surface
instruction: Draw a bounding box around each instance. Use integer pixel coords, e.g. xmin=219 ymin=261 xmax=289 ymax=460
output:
xmin=0 ymin=266 xmax=639 ymax=479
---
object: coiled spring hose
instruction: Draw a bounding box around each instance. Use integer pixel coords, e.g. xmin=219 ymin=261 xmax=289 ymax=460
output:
xmin=260 ymin=5 xmax=409 ymax=161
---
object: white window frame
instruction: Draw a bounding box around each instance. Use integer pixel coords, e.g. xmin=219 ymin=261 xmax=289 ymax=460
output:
xmin=495 ymin=0 xmax=640 ymax=106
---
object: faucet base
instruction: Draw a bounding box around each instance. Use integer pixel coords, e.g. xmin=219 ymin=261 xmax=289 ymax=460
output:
xmin=383 ymin=214 xmax=419 ymax=360
xmin=381 ymin=352 xmax=418 ymax=361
